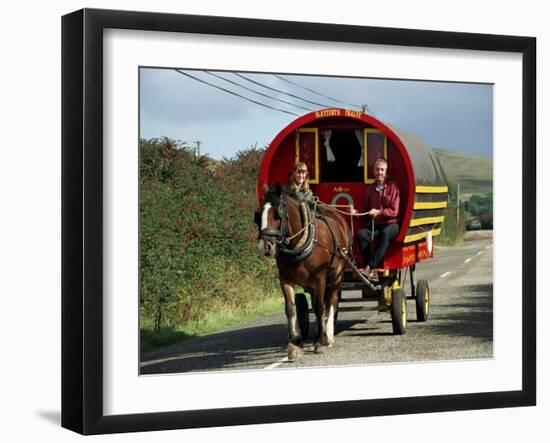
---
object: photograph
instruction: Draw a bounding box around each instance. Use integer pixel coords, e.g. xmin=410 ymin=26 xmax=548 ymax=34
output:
xmin=58 ymin=6 xmax=537 ymax=435
xmin=138 ymin=69 xmax=494 ymax=375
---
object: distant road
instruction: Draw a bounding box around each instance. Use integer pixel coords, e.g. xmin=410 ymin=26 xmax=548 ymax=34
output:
xmin=141 ymin=235 xmax=493 ymax=374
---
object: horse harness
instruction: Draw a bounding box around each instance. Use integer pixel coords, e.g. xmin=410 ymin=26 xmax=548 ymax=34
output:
xmin=261 ymin=193 xmax=347 ymax=264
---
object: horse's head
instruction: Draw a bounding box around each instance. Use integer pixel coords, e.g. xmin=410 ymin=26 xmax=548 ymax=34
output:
xmin=254 ymin=183 xmax=287 ymax=257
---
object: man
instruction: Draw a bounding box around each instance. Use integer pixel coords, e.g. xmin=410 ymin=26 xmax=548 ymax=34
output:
xmin=353 ymin=157 xmax=400 ymax=279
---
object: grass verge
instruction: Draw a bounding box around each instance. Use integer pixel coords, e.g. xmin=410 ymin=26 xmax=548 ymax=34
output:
xmin=141 ymin=296 xmax=284 ymax=355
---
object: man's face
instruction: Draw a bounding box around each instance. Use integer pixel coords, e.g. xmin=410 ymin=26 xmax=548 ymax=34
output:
xmin=373 ymin=162 xmax=387 ymax=183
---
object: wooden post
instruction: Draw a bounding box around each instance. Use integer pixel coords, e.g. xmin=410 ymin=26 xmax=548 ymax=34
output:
xmin=456 ymin=182 xmax=460 ymax=227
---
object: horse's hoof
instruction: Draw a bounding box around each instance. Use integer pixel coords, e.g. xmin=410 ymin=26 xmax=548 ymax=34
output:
xmin=314 ymin=343 xmax=323 ymax=354
xmin=288 ymin=344 xmax=302 ymax=361
xmin=327 ymin=338 xmax=335 ymax=348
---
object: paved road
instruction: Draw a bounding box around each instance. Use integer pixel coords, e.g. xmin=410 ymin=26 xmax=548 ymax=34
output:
xmin=141 ymin=235 xmax=493 ymax=374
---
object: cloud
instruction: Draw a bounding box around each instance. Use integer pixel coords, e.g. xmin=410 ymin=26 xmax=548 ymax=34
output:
xmin=140 ymin=68 xmax=493 ymax=159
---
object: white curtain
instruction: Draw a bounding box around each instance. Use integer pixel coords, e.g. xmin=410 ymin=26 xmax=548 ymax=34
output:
xmin=321 ymin=130 xmax=335 ymax=162
xmin=355 ymin=129 xmax=365 ymax=167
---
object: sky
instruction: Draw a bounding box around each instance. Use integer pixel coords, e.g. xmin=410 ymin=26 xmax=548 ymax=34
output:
xmin=140 ymin=68 xmax=493 ymax=160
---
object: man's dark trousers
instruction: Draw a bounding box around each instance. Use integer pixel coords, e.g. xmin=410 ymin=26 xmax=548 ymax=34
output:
xmin=356 ymin=222 xmax=399 ymax=268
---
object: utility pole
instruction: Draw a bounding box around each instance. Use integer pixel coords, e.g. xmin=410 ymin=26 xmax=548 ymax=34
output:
xmin=456 ymin=182 xmax=460 ymax=228
xmin=193 ymin=141 xmax=201 ymax=158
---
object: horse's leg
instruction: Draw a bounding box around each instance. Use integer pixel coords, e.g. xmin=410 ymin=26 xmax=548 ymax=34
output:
xmin=280 ymin=280 xmax=303 ymax=361
xmin=325 ymin=286 xmax=339 ymax=348
xmin=325 ymin=265 xmax=345 ymax=348
xmin=311 ymin=277 xmax=328 ymax=354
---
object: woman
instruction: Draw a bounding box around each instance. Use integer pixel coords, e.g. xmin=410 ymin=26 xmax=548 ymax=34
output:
xmin=286 ymin=162 xmax=314 ymax=204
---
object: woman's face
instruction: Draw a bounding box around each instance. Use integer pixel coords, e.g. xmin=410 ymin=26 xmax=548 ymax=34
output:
xmin=293 ymin=167 xmax=308 ymax=186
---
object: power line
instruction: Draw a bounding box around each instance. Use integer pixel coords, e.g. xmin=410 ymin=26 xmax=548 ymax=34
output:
xmin=273 ymin=74 xmax=362 ymax=110
xmin=175 ymin=70 xmax=299 ymax=117
xmin=205 ymin=71 xmax=314 ymax=113
xmin=235 ymin=73 xmax=332 ymax=108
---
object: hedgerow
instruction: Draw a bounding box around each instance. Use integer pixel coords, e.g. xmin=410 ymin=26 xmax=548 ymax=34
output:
xmin=139 ymin=138 xmax=279 ymax=333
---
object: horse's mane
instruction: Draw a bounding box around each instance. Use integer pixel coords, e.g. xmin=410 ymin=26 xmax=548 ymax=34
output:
xmin=263 ymin=184 xmax=346 ymax=224
xmin=263 ymin=183 xmax=284 ymax=206
xmin=264 ymin=188 xmax=305 ymax=213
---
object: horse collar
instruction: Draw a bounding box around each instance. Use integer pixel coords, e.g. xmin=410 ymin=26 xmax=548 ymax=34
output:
xmin=278 ymin=194 xmax=289 ymax=240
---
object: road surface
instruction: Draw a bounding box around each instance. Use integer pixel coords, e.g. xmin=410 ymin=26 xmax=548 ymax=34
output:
xmin=141 ymin=235 xmax=493 ymax=374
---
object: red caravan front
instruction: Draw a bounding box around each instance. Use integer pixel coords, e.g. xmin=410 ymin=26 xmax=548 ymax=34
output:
xmin=258 ymin=108 xmax=447 ymax=270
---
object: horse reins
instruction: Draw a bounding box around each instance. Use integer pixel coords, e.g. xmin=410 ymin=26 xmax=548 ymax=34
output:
xmin=263 ymin=194 xmax=381 ymax=291
xmin=276 ymin=195 xmax=317 ymax=246
xmin=263 ymin=194 xmax=373 ymax=262
xmin=284 ymin=196 xmax=349 ymax=262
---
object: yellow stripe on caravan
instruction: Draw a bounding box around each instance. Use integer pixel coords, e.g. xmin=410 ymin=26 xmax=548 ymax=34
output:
xmin=404 ymin=228 xmax=442 ymax=243
xmin=415 ymin=186 xmax=448 ymax=193
xmin=413 ymin=201 xmax=448 ymax=210
xmin=409 ymin=216 xmax=445 ymax=227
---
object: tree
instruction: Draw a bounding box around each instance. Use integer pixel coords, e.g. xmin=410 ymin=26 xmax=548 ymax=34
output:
xmin=464 ymin=194 xmax=492 ymax=216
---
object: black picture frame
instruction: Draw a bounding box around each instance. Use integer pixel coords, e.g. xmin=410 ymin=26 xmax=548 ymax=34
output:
xmin=62 ymin=8 xmax=536 ymax=435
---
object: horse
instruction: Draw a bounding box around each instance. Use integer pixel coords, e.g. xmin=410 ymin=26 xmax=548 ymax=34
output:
xmin=254 ymin=184 xmax=351 ymax=360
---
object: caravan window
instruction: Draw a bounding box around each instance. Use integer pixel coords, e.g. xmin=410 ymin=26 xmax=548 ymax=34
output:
xmin=296 ymin=127 xmax=388 ymax=184
xmin=319 ymin=129 xmax=364 ymax=182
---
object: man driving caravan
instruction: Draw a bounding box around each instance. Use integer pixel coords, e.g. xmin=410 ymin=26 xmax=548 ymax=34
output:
xmin=352 ymin=157 xmax=400 ymax=279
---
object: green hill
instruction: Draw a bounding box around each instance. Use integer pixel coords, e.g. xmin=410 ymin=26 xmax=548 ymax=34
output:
xmin=433 ymin=148 xmax=493 ymax=199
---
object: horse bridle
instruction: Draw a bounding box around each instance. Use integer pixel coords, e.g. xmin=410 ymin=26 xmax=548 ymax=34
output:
xmin=260 ymin=194 xmax=289 ymax=245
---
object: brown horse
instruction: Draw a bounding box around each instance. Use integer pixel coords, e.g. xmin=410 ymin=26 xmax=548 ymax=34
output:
xmin=255 ymin=184 xmax=350 ymax=360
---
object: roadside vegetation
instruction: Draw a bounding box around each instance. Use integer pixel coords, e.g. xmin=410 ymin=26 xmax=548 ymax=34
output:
xmin=464 ymin=194 xmax=493 ymax=229
xmin=437 ymin=178 xmax=466 ymax=246
xmin=140 ymin=138 xmax=281 ymax=355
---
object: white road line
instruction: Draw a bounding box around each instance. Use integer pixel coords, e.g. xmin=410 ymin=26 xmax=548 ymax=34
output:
xmin=264 ymin=356 xmax=289 ymax=369
xmin=464 ymin=258 xmax=472 ymax=264
xmin=440 ymin=271 xmax=451 ymax=278
xmin=477 ymin=251 xmax=483 ymax=255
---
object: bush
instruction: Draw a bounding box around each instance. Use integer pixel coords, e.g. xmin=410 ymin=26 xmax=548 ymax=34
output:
xmin=464 ymin=194 xmax=492 ymax=216
xmin=438 ymin=203 xmax=465 ymax=246
xmin=139 ymin=138 xmax=280 ymax=333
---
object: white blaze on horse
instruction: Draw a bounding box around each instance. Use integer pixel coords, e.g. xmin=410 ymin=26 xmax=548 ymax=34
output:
xmin=254 ymin=184 xmax=350 ymax=360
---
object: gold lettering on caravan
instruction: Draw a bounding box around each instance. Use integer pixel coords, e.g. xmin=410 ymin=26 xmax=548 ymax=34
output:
xmin=315 ymin=109 xmax=342 ymax=118
xmin=344 ymin=109 xmax=362 ymax=119
xmin=402 ymin=245 xmax=416 ymax=266
xmin=417 ymin=241 xmax=428 ymax=260
xmin=403 ymin=252 xmax=416 ymax=266
xmin=333 ymin=186 xmax=350 ymax=193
